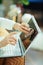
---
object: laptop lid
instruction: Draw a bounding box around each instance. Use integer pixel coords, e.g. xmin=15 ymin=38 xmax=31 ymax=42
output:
xmin=20 ymin=15 xmax=41 ymax=56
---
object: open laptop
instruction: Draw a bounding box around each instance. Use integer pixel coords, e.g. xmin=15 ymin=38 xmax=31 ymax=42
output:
xmin=0 ymin=16 xmax=42 ymax=58
xmin=20 ymin=15 xmax=42 ymax=56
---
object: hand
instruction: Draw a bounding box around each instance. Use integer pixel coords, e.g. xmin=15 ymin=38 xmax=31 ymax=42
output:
xmin=13 ymin=23 xmax=31 ymax=34
xmin=4 ymin=32 xmax=17 ymax=45
xmin=1 ymin=32 xmax=17 ymax=47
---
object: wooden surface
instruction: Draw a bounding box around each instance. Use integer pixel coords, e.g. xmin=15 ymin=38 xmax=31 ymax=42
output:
xmin=4 ymin=57 xmax=25 ymax=65
xmin=0 ymin=59 xmax=4 ymax=65
xmin=0 ymin=57 xmax=25 ymax=65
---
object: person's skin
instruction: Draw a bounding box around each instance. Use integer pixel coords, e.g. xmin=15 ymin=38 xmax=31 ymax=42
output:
xmin=13 ymin=22 xmax=31 ymax=34
xmin=0 ymin=23 xmax=31 ymax=48
xmin=0 ymin=32 xmax=17 ymax=48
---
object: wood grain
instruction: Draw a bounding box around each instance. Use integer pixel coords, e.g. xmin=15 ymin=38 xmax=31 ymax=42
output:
xmin=4 ymin=57 xmax=25 ymax=65
xmin=0 ymin=59 xmax=4 ymax=65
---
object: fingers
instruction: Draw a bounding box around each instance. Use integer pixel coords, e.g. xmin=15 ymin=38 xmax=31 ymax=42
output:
xmin=20 ymin=24 xmax=31 ymax=34
xmin=20 ymin=24 xmax=34 ymax=35
xmin=13 ymin=23 xmax=30 ymax=34
xmin=10 ymin=42 xmax=16 ymax=45
xmin=21 ymin=22 xmax=29 ymax=28
xmin=9 ymin=39 xmax=16 ymax=43
xmin=9 ymin=37 xmax=17 ymax=41
xmin=9 ymin=36 xmax=17 ymax=45
xmin=9 ymin=39 xmax=16 ymax=45
xmin=9 ymin=32 xmax=17 ymax=36
xmin=5 ymin=32 xmax=17 ymax=45
xmin=21 ymin=25 xmax=31 ymax=32
xmin=13 ymin=23 xmax=33 ymax=34
xmin=29 ymin=29 xmax=34 ymax=36
xmin=20 ymin=28 xmax=29 ymax=34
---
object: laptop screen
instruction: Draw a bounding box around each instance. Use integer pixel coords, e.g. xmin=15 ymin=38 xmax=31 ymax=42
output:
xmin=20 ymin=18 xmax=38 ymax=54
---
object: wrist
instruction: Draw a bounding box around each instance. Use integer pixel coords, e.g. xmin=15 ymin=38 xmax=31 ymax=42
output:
xmin=0 ymin=39 xmax=8 ymax=48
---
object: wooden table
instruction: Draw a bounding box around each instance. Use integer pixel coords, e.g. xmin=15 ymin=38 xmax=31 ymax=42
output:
xmin=0 ymin=57 xmax=25 ymax=65
xmin=0 ymin=59 xmax=4 ymax=65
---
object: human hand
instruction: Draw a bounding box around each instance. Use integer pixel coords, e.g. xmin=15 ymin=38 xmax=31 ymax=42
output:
xmin=13 ymin=23 xmax=31 ymax=34
xmin=3 ymin=32 xmax=17 ymax=46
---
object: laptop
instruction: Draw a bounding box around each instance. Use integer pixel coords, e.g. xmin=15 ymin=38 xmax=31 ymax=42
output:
xmin=20 ymin=15 xmax=42 ymax=56
xmin=0 ymin=15 xmax=41 ymax=58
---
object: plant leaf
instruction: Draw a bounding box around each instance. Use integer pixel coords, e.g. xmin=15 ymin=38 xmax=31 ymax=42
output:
xmin=21 ymin=0 xmax=29 ymax=5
